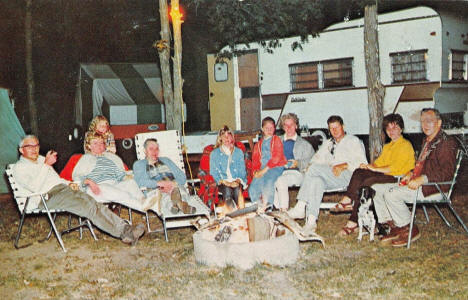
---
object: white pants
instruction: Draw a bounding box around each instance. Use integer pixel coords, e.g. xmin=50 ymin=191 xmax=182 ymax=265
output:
xmin=371 ymin=183 xmax=420 ymax=227
xmin=86 ymin=179 xmax=147 ymax=212
xmin=273 ymin=169 xmax=304 ymax=209
xmin=297 ymin=164 xmax=351 ymax=218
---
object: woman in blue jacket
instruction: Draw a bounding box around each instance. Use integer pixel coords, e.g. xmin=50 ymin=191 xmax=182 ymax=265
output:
xmin=209 ymin=126 xmax=247 ymax=208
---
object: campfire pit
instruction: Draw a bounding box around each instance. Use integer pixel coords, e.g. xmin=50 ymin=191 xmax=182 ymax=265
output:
xmin=192 ymin=204 xmax=324 ymax=270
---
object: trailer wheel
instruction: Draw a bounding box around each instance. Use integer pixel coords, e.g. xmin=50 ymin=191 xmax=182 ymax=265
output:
xmin=122 ymin=138 xmax=133 ymax=150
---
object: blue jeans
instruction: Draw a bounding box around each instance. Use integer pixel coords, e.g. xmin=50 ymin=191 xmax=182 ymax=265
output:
xmin=248 ymin=167 xmax=284 ymax=205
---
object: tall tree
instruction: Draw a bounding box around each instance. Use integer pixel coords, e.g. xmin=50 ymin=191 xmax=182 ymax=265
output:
xmin=156 ymin=0 xmax=183 ymax=131
xmin=25 ymin=0 xmax=39 ymax=135
xmin=363 ymin=3 xmax=385 ymax=162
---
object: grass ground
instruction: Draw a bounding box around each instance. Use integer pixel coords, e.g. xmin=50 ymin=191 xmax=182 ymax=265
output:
xmin=0 ymin=173 xmax=467 ymax=299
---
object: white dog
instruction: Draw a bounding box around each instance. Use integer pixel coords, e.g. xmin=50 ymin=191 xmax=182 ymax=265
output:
xmin=357 ymin=186 xmax=376 ymax=242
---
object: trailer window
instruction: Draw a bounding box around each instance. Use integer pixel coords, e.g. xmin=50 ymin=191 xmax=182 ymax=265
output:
xmin=289 ymin=58 xmax=353 ymax=91
xmin=289 ymin=62 xmax=319 ymax=91
xmin=322 ymin=59 xmax=353 ymax=88
xmin=214 ymin=62 xmax=228 ymax=82
xmin=390 ymin=50 xmax=427 ymax=83
xmin=450 ymin=50 xmax=468 ymax=81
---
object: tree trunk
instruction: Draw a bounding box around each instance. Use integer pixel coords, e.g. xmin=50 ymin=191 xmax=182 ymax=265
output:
xmin=25 ymin=0 xmax=39 ymax=135
xmin=364 ymin=4 xmax=385 ymax=162
xmin=157 ymin=0 xmax=175 ymax=130
xmin=171 ymin=0 xmax=183 ymax=132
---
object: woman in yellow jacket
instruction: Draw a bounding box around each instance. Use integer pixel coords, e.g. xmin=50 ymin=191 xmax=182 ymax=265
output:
xmin=334 ymin=113 xmax=415 ymax=236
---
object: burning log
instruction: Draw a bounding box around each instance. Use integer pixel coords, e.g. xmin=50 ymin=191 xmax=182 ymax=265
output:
xmin=267 ymin=211 xmax=325 ymax=245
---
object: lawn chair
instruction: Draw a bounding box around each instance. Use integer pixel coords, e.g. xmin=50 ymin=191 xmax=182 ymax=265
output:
xmin=197 ymin=141 xmax=252 ymax=210
xmin=406 ymin=150 xmax=468 ymax=248
xmin=134 ymin=130 xmax=210 ymax=241
xmin=5 ymin=164 xmax=97 ymax=253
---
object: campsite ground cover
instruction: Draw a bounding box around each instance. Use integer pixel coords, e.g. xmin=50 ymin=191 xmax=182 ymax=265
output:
xmin=0 ymin=169 xmax=467 ymax=299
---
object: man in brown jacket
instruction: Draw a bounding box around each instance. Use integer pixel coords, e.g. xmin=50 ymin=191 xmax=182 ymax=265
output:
xmin=372 ymin=108 xmax=458 ymax=247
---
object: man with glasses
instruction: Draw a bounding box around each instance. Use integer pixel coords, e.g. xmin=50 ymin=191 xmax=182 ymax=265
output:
xmin=11 ymin=135 xmax=145 ymax=245
xmin=288 ymin=115 xmax=367 ymax=234
xmin=133 ymin=138 xmax=196 ymax=214
xmin=372 ymin=108 xmax=458 ymax=247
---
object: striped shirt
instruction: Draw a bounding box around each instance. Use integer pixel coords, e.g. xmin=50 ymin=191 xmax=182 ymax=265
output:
xmin=86 ymin=156 xmax=125 ymax=183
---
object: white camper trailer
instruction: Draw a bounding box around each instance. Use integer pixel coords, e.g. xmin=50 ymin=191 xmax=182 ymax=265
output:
xmin=207 ymin=6 xmax=468 ymax=134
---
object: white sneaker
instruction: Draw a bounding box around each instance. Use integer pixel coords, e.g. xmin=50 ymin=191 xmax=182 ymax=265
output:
xmin=302 ymin=215 xmax=317 ymax=236
xmin=302 ymin=223 xmax=317 ymax=236
xmin=287 ymin=201 xmax=306 ymax=219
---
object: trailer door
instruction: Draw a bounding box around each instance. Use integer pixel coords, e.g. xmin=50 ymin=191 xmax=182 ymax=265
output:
xmin=239 ymin=51 xmax=261 ymax=131
xmin=207 ymin=54 xmax=237 ymax=131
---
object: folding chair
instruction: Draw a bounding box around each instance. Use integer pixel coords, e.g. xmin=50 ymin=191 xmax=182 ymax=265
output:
xmin=406 ymin=150 xmax=468 ymax=248
xmin=6 ymin=165 xmax=97 ymax=253
xmin=134 ymin=130 xmax=210 ymax=241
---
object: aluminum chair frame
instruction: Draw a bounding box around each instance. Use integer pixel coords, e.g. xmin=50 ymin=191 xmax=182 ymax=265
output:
xmin=134 ymin=130 xmax=210 ymax=241
xmin=406 ymin=150 xmax=468 ymax=248
xmin=6 ymin=165 xmax=97 ymax=253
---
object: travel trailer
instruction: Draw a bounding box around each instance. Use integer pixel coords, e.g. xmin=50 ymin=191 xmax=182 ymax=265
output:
xmin=207 ymin=6 xmax=468 ymax=134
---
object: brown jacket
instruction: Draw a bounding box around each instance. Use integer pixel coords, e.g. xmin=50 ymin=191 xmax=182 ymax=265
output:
xmin=420 ymin=130 xmax=458 ymax=196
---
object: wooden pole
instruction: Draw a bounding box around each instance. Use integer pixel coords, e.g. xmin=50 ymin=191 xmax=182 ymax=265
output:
xmin=170 ymin=0 xmax=183 ymax=131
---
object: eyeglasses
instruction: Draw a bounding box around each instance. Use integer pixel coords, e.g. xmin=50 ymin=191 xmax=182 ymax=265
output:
xmin=21 ymin=144 xmax=40 ymax=149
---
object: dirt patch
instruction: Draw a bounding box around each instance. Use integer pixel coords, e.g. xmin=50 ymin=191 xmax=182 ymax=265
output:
xmin=0 ymin=168 xmax=467 ymax=299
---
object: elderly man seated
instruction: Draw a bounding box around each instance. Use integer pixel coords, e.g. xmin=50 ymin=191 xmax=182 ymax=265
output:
xmin=288 ymin=115 xmax=367 ymax=234
xmin=12 ymin=135 xmax=145 ymax=245
xmin=273 ymin=113 xmax=314 ymax=211
xmin=133 ymin=138 xmax=196 ymax=214
xmin=372 ymin=108 xmax=458 ymax=247
xmin=72 ymin=132 xmax=158 ymax=213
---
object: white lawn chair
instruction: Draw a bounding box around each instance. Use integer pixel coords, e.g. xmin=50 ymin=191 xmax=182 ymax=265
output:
xmin=5 ymin=165 xmax=97 ymax=252
xmin=405 ymin=150 xmax=468 ymax=248
xmin=134 ymin=130 xmax=210 ymax=241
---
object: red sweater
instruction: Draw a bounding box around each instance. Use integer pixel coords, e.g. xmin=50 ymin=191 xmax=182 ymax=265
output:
xmin=252 ymin=135 xmax=287 ymax=171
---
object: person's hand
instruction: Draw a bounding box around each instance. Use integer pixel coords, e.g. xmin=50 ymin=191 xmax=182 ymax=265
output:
xmin=359 ymin=163 xmax=369 ymax=169
xmin=288 ymin=160 xmax=298 ymax=169
xmin=125 ymin=174 xmax=134 ymax=180
xmin=84 ymin=179 xmax=101 ymax=195
xmin=69 ymin=183 xmax=79 ymax=191
xmin=157 ymin=180 xmax=175 ymax=194
xmin=254 ymin=167 xmax=268 ymax=179
xmin=332 ymin=163 xmax=348 ymax=177
xmin=407 ymin=176 xmax=424 ymax=190
xmin=44 ymin=150 xmax=57 ymax=166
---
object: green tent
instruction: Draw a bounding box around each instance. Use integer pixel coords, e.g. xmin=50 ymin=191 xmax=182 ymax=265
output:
xmin=0 ymin=88 xmax=25 ymax=193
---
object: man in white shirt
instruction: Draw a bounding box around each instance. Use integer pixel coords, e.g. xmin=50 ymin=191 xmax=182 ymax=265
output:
xmin=288 ymin=116 xmax=367 ymax=234
xmin=12 ymin=135 xmax=145 ymax=246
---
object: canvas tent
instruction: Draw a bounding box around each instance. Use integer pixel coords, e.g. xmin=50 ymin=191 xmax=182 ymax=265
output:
xmin=75 ymin=63 xmax=164 ymax=127
xmin=0 ymin=88 xmax=25 ymax=193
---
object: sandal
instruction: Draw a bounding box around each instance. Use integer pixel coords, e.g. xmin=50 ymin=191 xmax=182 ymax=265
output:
xmin=330 ymin=201 xmax=353 ymax=213
xmin=338 ymin=223 xmax=358 ymax=236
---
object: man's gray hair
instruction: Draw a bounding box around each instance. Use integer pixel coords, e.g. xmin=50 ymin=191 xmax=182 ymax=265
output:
xmin=143 ymin=138 xmax=158 ymax=149
xmin=19 ymin=135 xmax=38 ymax=148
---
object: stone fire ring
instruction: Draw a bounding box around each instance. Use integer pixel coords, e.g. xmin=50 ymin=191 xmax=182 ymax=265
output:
xmin=193 ymin=230 xmax=300 ymax=270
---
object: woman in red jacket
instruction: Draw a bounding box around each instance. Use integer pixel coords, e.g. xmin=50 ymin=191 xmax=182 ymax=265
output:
xmin=249 ymin=117 xmax=287 ymax=209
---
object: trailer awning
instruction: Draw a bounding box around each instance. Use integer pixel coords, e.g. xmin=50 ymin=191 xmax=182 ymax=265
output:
xmin=434 ymin=87 xmax=468 ymax=113
xmin=398 ymin=82 xmax=440 ymax=102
